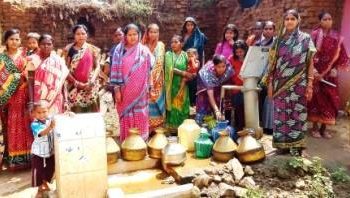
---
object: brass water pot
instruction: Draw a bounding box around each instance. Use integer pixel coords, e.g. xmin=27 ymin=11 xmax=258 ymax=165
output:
xmin=147 ymin=128 xmax=168 ymax=159
xmin=106 ymin=137 xmax=120 ymax=164
xmin=236 ymin=129 xmax=265 ymax=163
xmin=121 ymin=128 xmax=147 ymax=161
xmin=212 ymin=130 xmax=237 ymax=162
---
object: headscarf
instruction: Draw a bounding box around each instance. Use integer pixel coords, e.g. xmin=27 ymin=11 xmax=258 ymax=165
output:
xmin=182 ymin=17 xmax=207 ymax=61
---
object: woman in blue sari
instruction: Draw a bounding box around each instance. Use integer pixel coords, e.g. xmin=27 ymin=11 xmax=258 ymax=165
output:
xmin=181 ymin=17 xmax=208 ymax=106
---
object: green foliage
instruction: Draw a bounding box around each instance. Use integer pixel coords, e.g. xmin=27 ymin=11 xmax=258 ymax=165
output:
xmin=244 ymin=187 xmax=265 ymax=198
xmin=330 ymin=167 xmax=350 ymax=183
xmin=287 ymin=156 xmax=311 ymax=172
xmin=308 ymin=173 xmax=335 ymax=198
xmin=111 ymin=0 xmax=153 ymax=19
xmin=288 ymin=157 xmax=304 ymax=169
xmin=309 ymin=157 xmax=327 ymax=175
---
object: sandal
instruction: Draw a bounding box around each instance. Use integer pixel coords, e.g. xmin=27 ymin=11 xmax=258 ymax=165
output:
xmin=310 ymin=130 xmax=321 ymax=138
xmin=322 ymin=131 xmax=332 ymax=139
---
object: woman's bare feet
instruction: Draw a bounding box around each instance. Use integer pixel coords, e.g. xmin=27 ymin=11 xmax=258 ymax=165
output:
xmin=320 ymin=124 xmax=332 ymax=139
xmin=310 ymin=123 xmax=321 ymax=138
xmin=310 ymin=129 xmax=322 ymax=138
xmin=322 ymin=130 xmax=332 ymax=139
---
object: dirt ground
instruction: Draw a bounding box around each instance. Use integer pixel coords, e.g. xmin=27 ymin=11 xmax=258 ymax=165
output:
xmin=0 ymin=116 xmax=349 ymax=198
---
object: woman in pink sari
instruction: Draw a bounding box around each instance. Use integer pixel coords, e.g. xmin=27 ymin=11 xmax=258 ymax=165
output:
xmin=111 ymin=24 xmax=152 ymax=142
xmin=214 ymin=24 xmax=239 ymax=59
xmin=308 ymin=12 xmax=349 ymax=138
xmin=28 ymin=34 xmax=69 ymax=114
xmin=64 ymin=24 xmax=101 ymax=113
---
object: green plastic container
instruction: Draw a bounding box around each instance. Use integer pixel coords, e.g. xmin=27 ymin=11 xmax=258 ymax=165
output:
xmin=194 ymin=128 xmax=214 ymax=158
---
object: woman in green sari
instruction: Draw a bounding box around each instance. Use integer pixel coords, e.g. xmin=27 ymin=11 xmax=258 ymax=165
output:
xmin=165 ymin=35 xmax=192 ymax=129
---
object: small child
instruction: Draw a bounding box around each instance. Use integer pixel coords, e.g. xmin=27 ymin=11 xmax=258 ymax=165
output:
xmin=183 ymin=48 xmax=200 ymax=86
xmin=173 ymin=48 xmax=199 ymax=108
xmin=30 ymin=101 xmax=55 ymax=197
xmin=26 ymin=32 xmax=40 ymax=56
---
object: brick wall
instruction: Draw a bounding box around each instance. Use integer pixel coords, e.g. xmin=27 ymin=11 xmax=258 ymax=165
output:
xmin=0 ymin=0 xmax=344 ymax=57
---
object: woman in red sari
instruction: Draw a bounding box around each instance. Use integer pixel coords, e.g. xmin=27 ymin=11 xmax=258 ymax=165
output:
xmin=28 ymin=34 xmax=69 ymax=114
xmin=0 ymin=29 xmax=33 ymax=170
xmin=64 ymin=24 xmax=101 ymax=113
xmin=308 ymin=12 xmax=349 ymax=138
xmin=228 ymin=40 xmax=248 ymax=131
xmin=111 ymin=24 xmax=152 ymax=142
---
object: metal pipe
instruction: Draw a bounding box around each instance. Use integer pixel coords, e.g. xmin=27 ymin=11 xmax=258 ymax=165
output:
xmin=219 ymin=77 xmax=263 ymax=138
xmin=220 ymin=85 xmax=243 ymax=113
xmin=220 ymin=85 xmax=243 ymax=99
xmin=243 ymin=77 xmax=262 ymax=138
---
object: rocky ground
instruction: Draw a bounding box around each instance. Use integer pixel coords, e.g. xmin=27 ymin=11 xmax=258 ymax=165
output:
xmin=191 ymin=155 xmax=350 ymax=198
xmin=0 ymin=116 xmax=349 ymax=197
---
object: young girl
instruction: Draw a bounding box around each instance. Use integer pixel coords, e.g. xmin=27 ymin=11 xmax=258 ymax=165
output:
xmin=165 ymin=35 xmax=190 ymax=129
xmin=174 ymin=48 xmax=199 ymax=105
xmin=26 ymin=32 xmax=40 ymax=56
xmin=215 ymin=24 xmax=239 ymax=59
xmin=228 ymin=40 xmax=248 ymax=131
xmin=31 ymin=102 xmax=55 ymax=197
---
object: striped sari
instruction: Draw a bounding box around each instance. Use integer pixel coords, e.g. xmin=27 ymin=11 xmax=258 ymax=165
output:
xmin=31 ymin=53 xmax=69 ymax=114
xmin=110 ymin=42 xmax=151 ymax=142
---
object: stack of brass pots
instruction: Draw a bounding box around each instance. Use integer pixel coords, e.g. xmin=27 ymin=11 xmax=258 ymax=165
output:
xmin=212 ymin=130 xmax=237 ymax=162
xmin=162 ymin=137 xmax=186 ymax=165
xmin=236 ymin=129 xmax=265 ymax=163
xmin=147 ymin=128 xmax=168 ymax=159
xmin=106 ymin=137 xmax=120 ymax=164
xmin=121 ymin=128 xmax=147 ymax=161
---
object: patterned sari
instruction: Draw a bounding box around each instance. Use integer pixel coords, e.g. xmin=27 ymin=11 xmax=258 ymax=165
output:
xmin=148 ymin=42 xmax=166 ymax=130
xmin=270 ymin=30 xmax=316 ymax=149
xmin=195 ymin=60 xmax=233 ymax=124
xmin=110 ymin=42 xmax=151 ymax=142
xmin=31 ymin=53 xmax=69 ymax=114
xmin=308 ymin=28 xmax=349 ymax=125
xmin=65 ymin=43 xmax=100 ymax=113
xmin=0 ymin=50 xmax=33 ymax=170
xmin=165 ymin=51 xmax=189 ymax=128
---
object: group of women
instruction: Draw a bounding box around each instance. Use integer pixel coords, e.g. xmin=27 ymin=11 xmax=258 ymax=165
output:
xmin=0 ymin=9 xmax=348 ymax=170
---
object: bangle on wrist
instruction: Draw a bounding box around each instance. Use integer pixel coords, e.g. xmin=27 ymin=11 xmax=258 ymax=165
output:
xmin=307 ymin=76 xmax=314 ymax=80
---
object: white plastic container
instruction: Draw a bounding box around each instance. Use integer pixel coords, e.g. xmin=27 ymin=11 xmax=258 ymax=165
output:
xmin=178 ymin=119 xmax=200 ymax=151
